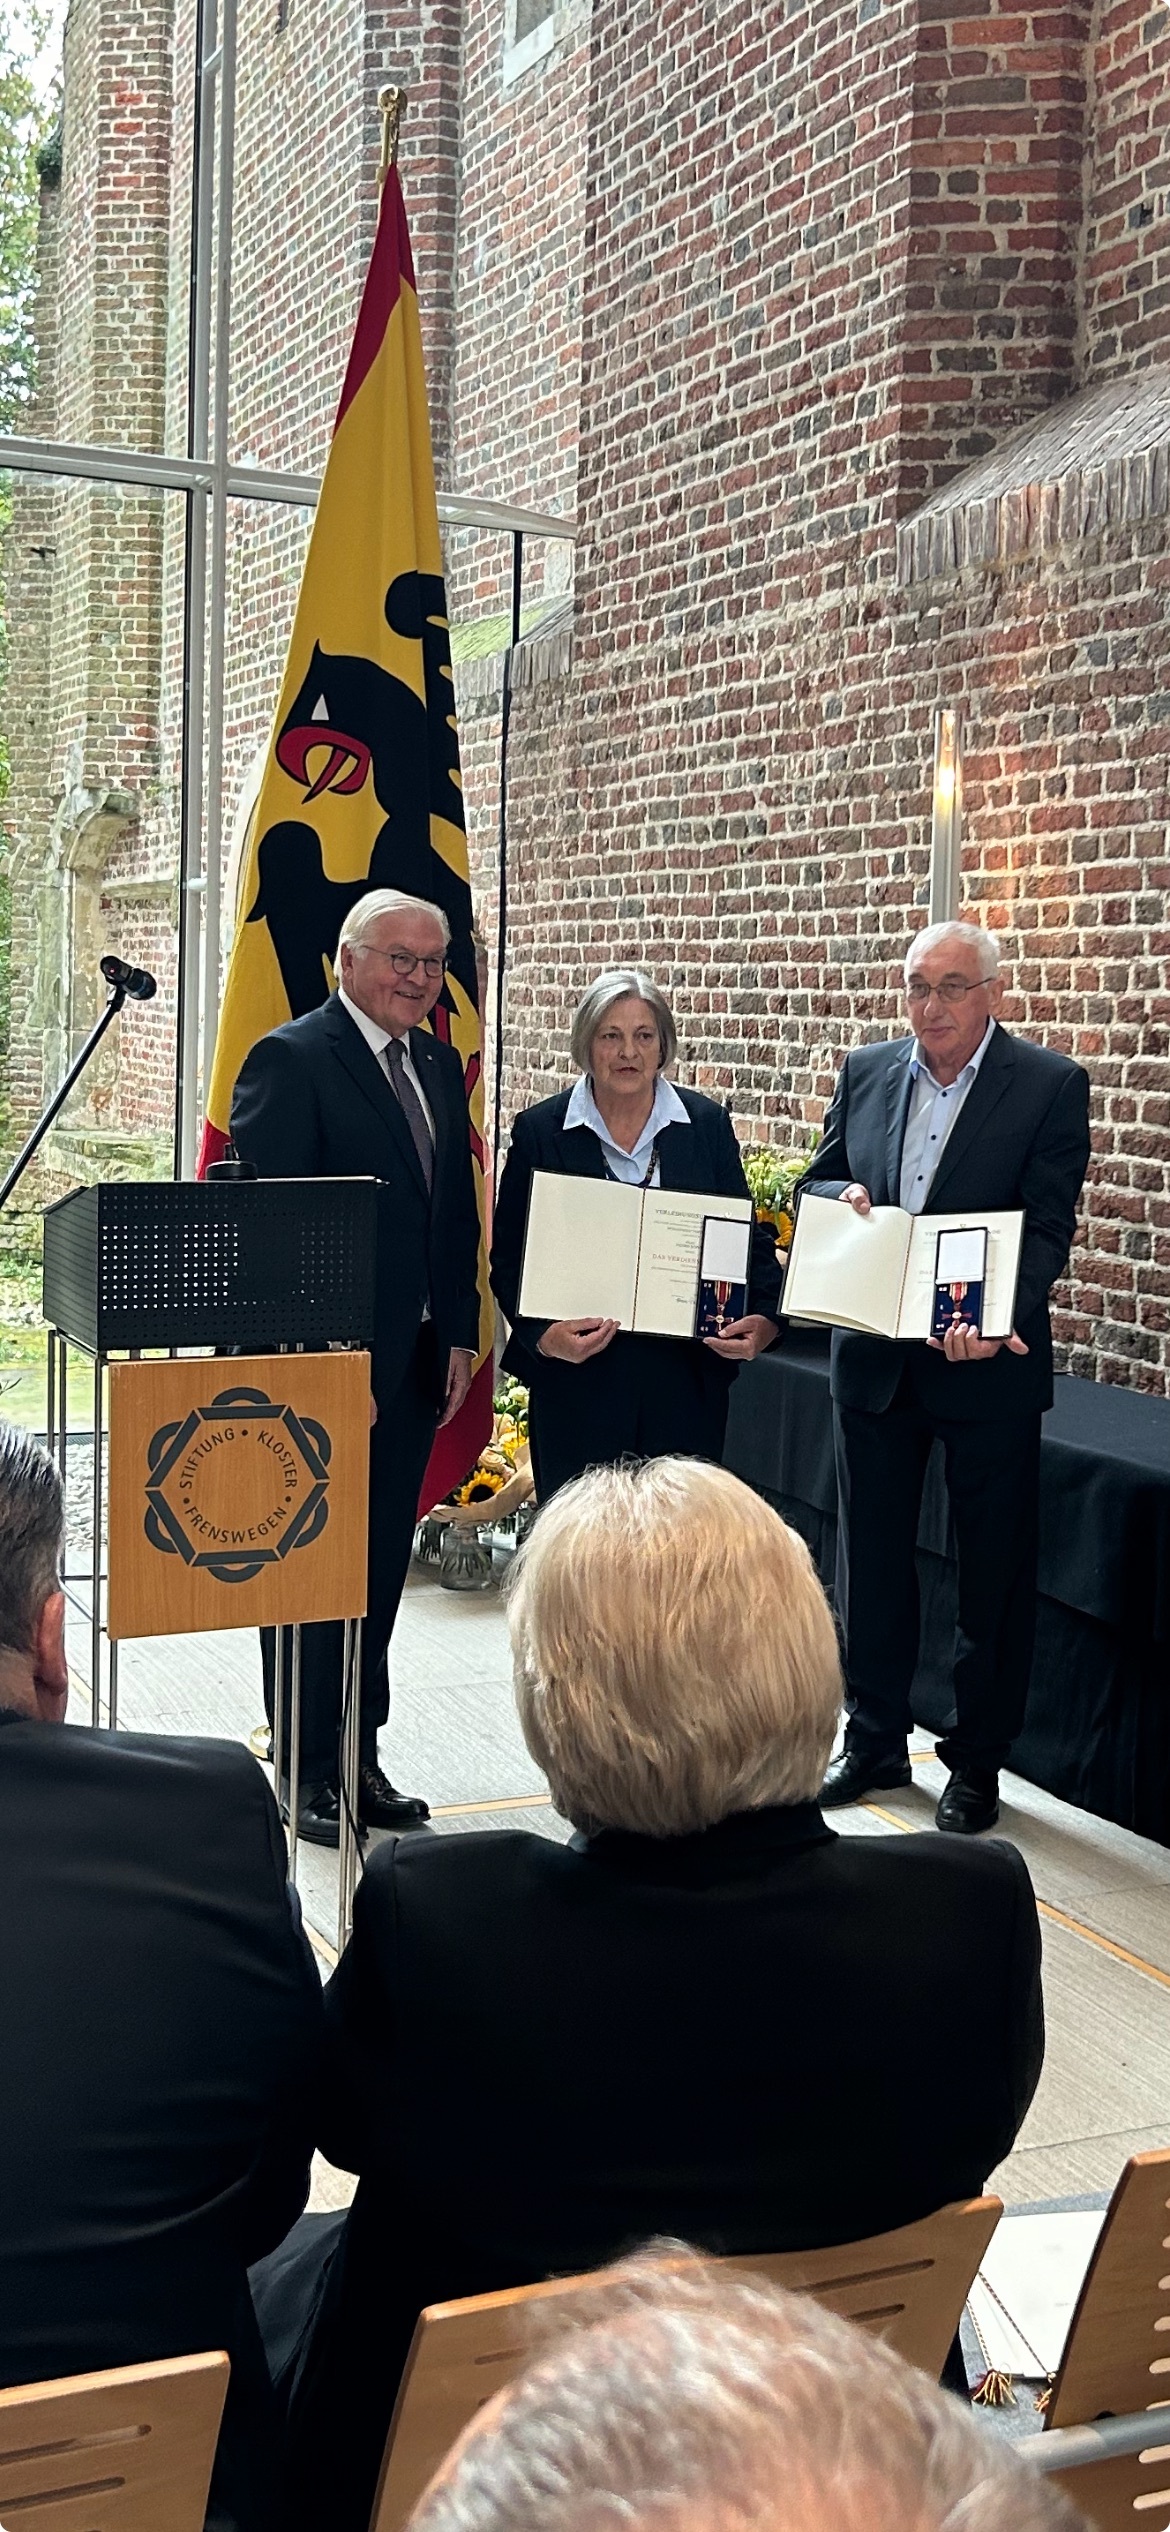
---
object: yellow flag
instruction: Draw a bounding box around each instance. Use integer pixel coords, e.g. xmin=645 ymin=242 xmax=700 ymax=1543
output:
xmin=200 ymin=166 xmax=492 ymax=1500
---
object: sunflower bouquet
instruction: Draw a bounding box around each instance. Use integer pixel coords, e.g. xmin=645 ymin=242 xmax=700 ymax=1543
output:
xmin=419 ymin=1381 xmax=535 ymax=1553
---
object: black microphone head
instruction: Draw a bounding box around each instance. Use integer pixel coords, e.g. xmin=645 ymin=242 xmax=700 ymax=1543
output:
xmin=101 ymin=954 xmax=157 ymax=1001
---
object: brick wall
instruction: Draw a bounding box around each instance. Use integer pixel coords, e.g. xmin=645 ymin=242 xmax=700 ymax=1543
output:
xmin=481 ymin=0 xmax=1170 ymax=1391
xmin=898 ymin=0 xmax=1088 ymax=501
xmin=1081 ymin=0 xmax=1170 ymax=375
xmin=445 ymin=0 xmax=588 ymax=621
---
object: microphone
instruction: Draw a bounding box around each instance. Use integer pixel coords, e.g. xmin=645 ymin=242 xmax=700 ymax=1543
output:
xmin=100 ymin=954 xmax=157 ymax=1002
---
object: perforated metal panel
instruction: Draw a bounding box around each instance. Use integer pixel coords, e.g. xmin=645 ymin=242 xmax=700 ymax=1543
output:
xmin=43 ymin=1180 xmax=378 ymax=1354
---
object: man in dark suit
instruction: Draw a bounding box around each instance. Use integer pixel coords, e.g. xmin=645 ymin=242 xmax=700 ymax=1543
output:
xmin=249 ymin=1455 xmax=1043 ymax=2532
xmin=800 ymin=919 xmax=1091 ymax=1833
xmin=0 ymin=1421 xmax=323 ymax=2532
xmin=231 ymin=887 xmax=482 ymax=1842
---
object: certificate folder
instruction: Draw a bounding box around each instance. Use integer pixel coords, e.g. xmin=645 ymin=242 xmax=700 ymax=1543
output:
xmin=518 ymin=1173 xmax=753 ymax=1341
xmin=783 ymin=1196 xmax=1024 ymax=1341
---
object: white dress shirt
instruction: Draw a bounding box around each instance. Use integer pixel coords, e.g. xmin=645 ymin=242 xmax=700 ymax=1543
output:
xmin=564 ymin=1072 xmax=690 ymax=1184
xmin=899 ymin=1018 xmax=995 ymax=1213
xmin=338 ymin=984 xmax=435 ymax=1140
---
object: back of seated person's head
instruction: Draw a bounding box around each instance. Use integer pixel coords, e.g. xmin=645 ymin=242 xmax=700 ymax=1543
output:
xmin=504 ymin=1457 xmax=841 ymax=1837
xmin=0 ymin=1420 xmax=68 ymax=1724
xmin=408 ymin=2257 xmax=1087 ymax=2532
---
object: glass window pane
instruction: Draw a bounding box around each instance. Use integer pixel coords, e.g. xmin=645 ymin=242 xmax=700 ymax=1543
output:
xmin=0 ymin=471 xmax=185 ymax=1424
xmin=226 ymin=66 xmax=368 ymax=476
xmin=10 ymin=3 xmax=193 ymax=458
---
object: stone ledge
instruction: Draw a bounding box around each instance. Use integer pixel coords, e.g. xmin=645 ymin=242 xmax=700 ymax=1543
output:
xmin=898 ymin=363 xmax=1170 ymax=584
xmin=452 ymin=592 xmax=575 ymax=706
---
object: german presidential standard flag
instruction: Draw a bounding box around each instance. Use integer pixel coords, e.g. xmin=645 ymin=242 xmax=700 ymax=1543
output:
xmin=199 ymin=164 xmax=493 ymax=1505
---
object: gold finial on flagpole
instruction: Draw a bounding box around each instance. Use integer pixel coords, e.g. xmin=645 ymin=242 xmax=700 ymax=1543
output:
xmin=378 ymin=85 xmax=406 ymax=185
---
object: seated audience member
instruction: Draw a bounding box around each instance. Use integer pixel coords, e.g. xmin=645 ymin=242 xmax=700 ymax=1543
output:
xmin=0 ymin=1424 xmax=324 ymax=2532
xmin=407 ymin=2254 xmax=1086 ymax=2532
xmin=258 ymin=1457 xmax=1044 ymax=2532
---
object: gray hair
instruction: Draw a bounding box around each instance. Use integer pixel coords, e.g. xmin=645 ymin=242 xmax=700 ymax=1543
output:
xmin=905 ymin=920 xmax=1000 ymax=980
xmin=0 ymin=1423 xmax=64 ymax=1674
xmin=569 ymin=969 xmax=677 ymax=1075
xmin=408 ymin=2252 xmax=1086 ymax=2532
xmin=337 ymin=889 xmax=451 ymax=960
xmin=504 ymin=1458 xmax=841 ymax=1836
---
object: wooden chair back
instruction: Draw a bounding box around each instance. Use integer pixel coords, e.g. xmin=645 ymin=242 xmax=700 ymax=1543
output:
xmin=370 ymin=2197 xmax=1001 ymax=2532
xmin=1043 ymin=2147 xmax=1170 ymax=2530
xmin=0 ymin=2351 xmax=229 ymax=2532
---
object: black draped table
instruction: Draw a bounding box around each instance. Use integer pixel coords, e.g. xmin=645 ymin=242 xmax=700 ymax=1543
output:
xmin=724 ymin=1331 xmax=1170 ymax=1844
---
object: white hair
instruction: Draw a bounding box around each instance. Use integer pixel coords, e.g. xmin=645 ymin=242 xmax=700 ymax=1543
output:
xmin=504 ymin=1458 xmax=841 ymax=1836
xmin=905 ymin=920 xmax=1000 ymax=979
xmin=408 ymin=2253 xmax=1087 ymax=2532
xmin=569 ymin=970 xmax=678 ymax=1075
xmin=337 ymin=889 xmax=451 ymax=959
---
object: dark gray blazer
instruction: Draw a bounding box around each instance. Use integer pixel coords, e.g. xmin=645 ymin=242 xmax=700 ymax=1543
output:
xmin=276 ymin=1802 xmax=1043 ymax=2532
xmin=0 ymin=1716 xmax=323 ymax=2532
xmin=798 ymin=1023 xmax=1091 ymax=1418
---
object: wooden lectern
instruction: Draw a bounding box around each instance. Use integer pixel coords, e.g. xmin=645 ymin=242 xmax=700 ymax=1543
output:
xmin=42 ymin=1178 xmax=378 ymax=1943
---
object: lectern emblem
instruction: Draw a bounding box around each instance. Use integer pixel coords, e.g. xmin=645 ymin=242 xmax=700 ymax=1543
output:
xmin=144 ymin=1385 xmax=332 ymax=1585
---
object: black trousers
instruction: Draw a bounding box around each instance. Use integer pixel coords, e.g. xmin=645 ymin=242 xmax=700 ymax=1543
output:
xmin=834 ymin=1374 xmax=1042 ymax=1775
xmin=528 ymin=1332 xmax=731 ymax=1502
xmin=263 ymin=1332 xmax=441 ymax=1789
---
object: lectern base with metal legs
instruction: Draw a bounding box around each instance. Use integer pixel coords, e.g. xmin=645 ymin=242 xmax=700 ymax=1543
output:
xmin=273 ymin=1617 xmax=364 ymax=1950
xmin=46 ymin=1328 xmax=111 ymax=1729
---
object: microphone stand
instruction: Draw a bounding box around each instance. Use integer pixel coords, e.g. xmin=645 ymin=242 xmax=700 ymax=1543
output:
xmin=0 ymin=978 xmax=129 ymax=1213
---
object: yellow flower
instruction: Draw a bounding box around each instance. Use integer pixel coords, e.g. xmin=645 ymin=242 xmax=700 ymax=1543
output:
xmin=455 ymin=1464 xmax=507 ymax=1507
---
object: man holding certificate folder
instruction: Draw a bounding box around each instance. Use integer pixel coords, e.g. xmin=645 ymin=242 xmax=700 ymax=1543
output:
xmin=797 ymin=920 xmax=1090 ymax=1834
xmin=491 ymin=970 xmax=782 ymax=1499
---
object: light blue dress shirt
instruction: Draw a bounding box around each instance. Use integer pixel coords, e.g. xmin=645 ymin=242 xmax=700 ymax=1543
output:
xmin=564 ymin=1072 xmax=690 ymax=1185
xmin=899 ymin=1018 xmax=996 ymax=1213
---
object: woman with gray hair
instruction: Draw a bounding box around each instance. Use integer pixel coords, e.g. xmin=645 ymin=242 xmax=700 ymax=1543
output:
xmin=490 ymin=967 xmax=782 ymax=1495
xmin=257 ymin=1456 xmax=1042 ymax=2532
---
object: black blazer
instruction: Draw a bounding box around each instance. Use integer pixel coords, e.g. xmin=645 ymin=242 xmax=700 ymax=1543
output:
xmin=490 ymin=1085 xmax=783 ymax=1370
xmin=0 ymin=1717 xmax=323 ymax=2532
xmin=231 ymin=995 xmax=482 ymax=1410
xmin=798 ymin=1025 xmax=1091 ymax=1418
xmin=293 ymin=1805 xmax=1042 ymax=2531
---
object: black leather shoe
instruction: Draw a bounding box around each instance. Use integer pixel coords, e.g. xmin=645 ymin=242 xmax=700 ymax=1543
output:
xmin=359 ymin=1762 xmax=431 ymax=1831
xmin=820 ymin=1747 xmax=912 ymax=1807
xmin=935 ymin=1768 xmax=1000 ymax=1834
xmin=282 ymin=1781 xmax=367 ymax=1849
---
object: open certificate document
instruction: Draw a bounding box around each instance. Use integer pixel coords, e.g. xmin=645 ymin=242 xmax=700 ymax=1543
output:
xmin=517 ymin=1173 xmax=754 ymax=1340
xmin=783 ymin=1197 xmax=1024 ymax=1341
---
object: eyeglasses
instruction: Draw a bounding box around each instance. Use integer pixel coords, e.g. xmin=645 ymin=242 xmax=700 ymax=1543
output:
xmin=906 ymin=975 xmax=985 ymax=1006
xmin=360 ymin=945 xmax=446 ymax=981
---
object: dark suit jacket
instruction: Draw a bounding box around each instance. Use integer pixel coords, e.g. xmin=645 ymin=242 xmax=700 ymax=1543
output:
xmin=489 ymin=1087 xmax=782 ymax=1469
xmin=290 ymin=1805 xmax=1042 ymax=2531
xmin=798 ymin=1024 xmax=1091 ymax=1418
xmin=231 ymin=995 xmax=481 ymax=1411
xmin=0 ymin=1716 xmax=324 ymax=2532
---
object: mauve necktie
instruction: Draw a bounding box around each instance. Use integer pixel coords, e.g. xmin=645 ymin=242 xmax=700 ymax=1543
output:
xmin=386 ymin=1035 xmax=434 ymax=1193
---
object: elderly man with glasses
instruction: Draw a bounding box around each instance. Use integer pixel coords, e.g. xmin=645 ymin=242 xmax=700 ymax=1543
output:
xmin=232 ymin=888 xmax=481 ymax=1843
xmin=798 ymin=919 xmax=1090 ymax=1833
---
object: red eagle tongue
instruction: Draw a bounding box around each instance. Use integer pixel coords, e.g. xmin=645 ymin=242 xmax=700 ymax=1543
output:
xmin=276 ymin=723 xmax=372 ymax=801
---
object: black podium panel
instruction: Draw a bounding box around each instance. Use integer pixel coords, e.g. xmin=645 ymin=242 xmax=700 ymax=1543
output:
xmin=43 ymin=1179 xmax=377 ymax=1354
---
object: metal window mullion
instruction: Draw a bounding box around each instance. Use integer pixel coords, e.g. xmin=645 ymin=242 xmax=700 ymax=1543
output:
xmin=200 ymin=0 xmax=237 ymax=1127
xmin=176 ymin=0 xmax=221 ymax=1178
xmin=0 ymin=432 xmax=578 ymax=539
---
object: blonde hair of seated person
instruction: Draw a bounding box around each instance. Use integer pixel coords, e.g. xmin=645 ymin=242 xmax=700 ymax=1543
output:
xmin=504 ymin=1457 xmax=842 ymax=1839
xmin=407 ymin=2254 xmax=1087 ymax=2532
